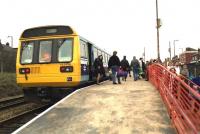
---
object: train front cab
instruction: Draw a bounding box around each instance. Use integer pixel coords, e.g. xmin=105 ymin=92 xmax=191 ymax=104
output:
xmin=17 ymin=38 xmax=82 ymax=100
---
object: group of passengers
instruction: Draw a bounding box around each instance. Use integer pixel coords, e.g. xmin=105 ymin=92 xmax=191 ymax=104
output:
xmin=93 ymin=51 xmax=148 ymax=85
xmin=165 ymin=61 xmax=200 ymax=87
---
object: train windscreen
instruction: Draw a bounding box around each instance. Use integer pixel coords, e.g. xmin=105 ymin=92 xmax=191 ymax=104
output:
xmin=20 ymin=38 xmax=73 ymax=64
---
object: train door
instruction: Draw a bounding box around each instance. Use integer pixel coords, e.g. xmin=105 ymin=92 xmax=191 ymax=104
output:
xmin=87 ymin=43 xmax=94 ymax=81
xmin=80 ymin=40 xmax=89 ymax=81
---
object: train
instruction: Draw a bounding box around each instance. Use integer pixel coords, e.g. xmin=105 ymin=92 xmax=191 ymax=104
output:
xmin=16 ymin=25 xmax=111 ymax=101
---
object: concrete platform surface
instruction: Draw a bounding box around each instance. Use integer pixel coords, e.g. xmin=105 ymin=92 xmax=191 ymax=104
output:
xmin=15 ymin=78 xmax=176 ymax=134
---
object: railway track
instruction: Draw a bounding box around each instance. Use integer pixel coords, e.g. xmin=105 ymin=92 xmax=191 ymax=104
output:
xmin=0 ymin=102 xmax=51 ymax=134
xmin=0 ymin=95 xmax=25 ymax=111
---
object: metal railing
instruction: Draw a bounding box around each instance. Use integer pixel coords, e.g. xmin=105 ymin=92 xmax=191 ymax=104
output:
xmin=148 ymin=63 xmax=200 ymax=134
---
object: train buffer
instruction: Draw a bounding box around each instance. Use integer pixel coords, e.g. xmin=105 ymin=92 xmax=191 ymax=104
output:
xmin=14 ymin=77 xmax=177 ymax=134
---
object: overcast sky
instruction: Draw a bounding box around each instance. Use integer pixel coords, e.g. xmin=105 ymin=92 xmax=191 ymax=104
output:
xmin=0 ymin=0 xmax=200 ymax=61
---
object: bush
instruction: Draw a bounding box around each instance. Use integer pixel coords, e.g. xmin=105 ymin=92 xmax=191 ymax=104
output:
xmin=0 ymin=48 xmax=17 ymax=73
xmin=0 ymin=73 xmax=22 ymax=99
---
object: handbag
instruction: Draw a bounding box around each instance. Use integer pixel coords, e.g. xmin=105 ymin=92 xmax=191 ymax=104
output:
xmin=117 ymin=68 xmax=125 ymax=77
xmin=117 ymin=68 xmax=128 ymax=77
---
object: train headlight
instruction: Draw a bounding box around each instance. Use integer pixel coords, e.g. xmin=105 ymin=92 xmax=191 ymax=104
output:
xmin=60 ymin=66 xmax=73 ymax=72
xmin=19 ymin=68 xmax=30 ymax=74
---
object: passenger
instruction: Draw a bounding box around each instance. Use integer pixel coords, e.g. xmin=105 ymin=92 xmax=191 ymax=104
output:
xmin=41 ymin=51 xmax=51 ymax=62
xmin=145 ymin=61 xmax=150 ymax=81
xmin=169 ymin=67 xmax=176 ymax=74
xmin=93 ymin=55 xmax=105 ymax=85
xmin=120 ymin=56 xmax=130 ymax=81
xmin=192 ymin=74 xmax=200 ymax=86
xmin=169 ymin=62 xmax=181 ymax=77
xmin=167 ymin=61 xmax=173 ymax=70
xmin=128 ymin=69 xmax=132 ymax=77
xmin=108 ymin=51 xmax=121 ymax=84
xmin=131 ymin=56 xmax=140 ymax=81
xmin=153 ymin=59 xmax=157 ymax=63
xmin=139 ymin=58 xmax=146 ymax=79
xmin=180 ymin=65 xmax=189 ymax=78
xmin=174 ymin=62 xmax=180 ymax=75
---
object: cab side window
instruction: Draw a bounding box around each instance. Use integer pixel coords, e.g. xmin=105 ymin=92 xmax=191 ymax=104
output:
xmin=80 ymin=40 xmax=88 ymax=58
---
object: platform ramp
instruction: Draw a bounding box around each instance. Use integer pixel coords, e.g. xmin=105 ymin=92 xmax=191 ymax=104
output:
xmin=15 ymin=78 xmax=176 ymax=134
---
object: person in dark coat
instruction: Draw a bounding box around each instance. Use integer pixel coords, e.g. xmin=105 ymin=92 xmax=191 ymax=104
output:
xmin=93 ymin=55 xmax=105 ymax=85
xmin=145 ymin=61 xmax=150 ymax=81
xmin=120 ymin=56 xmax=130 ymax=81
xmin=139 ymin=58 xmax=146 ymax=78
xmin=131 ymin=56 xmax=140 ymax=81
xmin=108 ymin=51 xmax=121 ymax=84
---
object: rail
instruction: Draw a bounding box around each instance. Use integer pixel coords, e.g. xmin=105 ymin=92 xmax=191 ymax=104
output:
xmin=0 ymin=96 xmax=25 ymax=110
xmin=148 ymin=63 xmax=200 ymax=134
xmin=0 ymin=103 xmax=49 ymax=124
xmin=0 ymin=103 xmax=50 ymax=134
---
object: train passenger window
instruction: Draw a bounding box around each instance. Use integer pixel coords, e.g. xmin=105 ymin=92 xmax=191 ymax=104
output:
xmin=104 ymin=53 xmax=107 ymax=63
xmin=102 ymin=52 xmax=105 ymax=63
xmin=85 ymin=44 xmax=88 ymax=58
xmin=97 ymin=49 xmax=102 ymax=56
xmin=21 ymin=42 xmax=34 ymax=64
xmin=93 ymin=48 xmax=98 ymax=59
xmin=107 ymin=55 xmax=110 ymax=63
xmin=80 ymin=41 xmax=88 ymax=58
xmin=39 ymin=40 xmax=52 ymax=63
xmin=80 ymin=42 xmax=85 ymax=57
xmin=58 ymin=39 xmax=73 ymax=62
xmin=106 ymin=54 xmax=109 ymax=63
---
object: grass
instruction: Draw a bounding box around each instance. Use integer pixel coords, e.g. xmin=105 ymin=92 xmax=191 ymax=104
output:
xmin=0 ymin=73 xmax=23 ymax=99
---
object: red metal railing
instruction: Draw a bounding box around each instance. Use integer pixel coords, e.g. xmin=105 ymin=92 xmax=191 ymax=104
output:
xmin=148 ymin=63 xmax=200 ymax=134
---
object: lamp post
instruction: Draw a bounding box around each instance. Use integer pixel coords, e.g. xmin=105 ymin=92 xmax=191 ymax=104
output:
xmin=169 ymin=41 xmax=171 ymax=60
xmin=7 ymin=36 xmax=13 ymax=47
xmin=156 ymin=0 xmax=160 ymax=61
xmin=143 ymin=47 xmax=146 ymax=62
xmin=173 ymin=40 xmax=179 ymax=57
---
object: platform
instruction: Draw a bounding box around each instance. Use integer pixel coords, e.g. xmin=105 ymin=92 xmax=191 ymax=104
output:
xmin=14 ymin=78 xmax=176 ymax=134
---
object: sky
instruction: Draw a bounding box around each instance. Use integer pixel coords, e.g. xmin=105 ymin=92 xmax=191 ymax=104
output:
xmin=0 ymin=0 xmax=200 ymax=62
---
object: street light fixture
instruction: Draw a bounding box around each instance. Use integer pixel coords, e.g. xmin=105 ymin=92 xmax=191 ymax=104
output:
xmin=7 ymin=36 xmax=13 ymax=48
xmin=173 ymin=40 xmax=179 ymax=57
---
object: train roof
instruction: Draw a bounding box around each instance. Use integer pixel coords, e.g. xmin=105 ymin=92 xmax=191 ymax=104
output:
xmin=20 ymin=25 xmax=77 ymax=39
xmin=79 ymin=36 xmax=110 ymax=55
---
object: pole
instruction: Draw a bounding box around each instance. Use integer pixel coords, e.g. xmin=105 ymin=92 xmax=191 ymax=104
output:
xmin=174 ymin=40 xmax=175 ymax=57
xmin=173 ymin=40 xmax=179 ymax=57
xmin=144 ymin=47 xmax=146 ymax=62
xmin=156 ymin=0 xmax=160 ymax=61
xmin=169 ymin=41 xmax=171 ymax=60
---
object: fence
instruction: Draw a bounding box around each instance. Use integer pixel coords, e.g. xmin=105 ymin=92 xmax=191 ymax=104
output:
xmin=148 ymin=63 xmax=200 ymax=134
